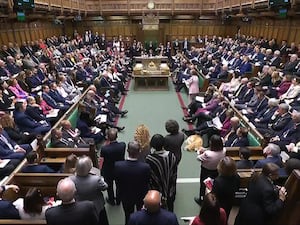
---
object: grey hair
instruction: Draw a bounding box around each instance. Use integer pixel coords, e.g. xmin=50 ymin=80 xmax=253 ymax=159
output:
xmin=268 ymin=143 xmax=281 ymax=156
xmin=57 ymin=178 xmax=76 ymax=202
xmin=75 ymin=156 xmax=93 ymax=177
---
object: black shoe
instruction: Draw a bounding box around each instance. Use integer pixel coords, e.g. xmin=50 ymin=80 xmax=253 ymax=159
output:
xmin=120 ymin=110 xmax=128 ymax=117
xmin=115 ymin=199 xmax=121 ymax=205
xmin=106 ymin=197 xmax=115 ymax=206
xmin=117 ymin=126 xmax=125 ymax=131
xmin=194 ymin=197 xmax=202 ymax=205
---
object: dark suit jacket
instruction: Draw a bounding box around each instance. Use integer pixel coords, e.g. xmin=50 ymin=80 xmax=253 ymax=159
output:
xmin=13 ymin=110 xmax=39 ymax=132
xmin=254 ymin=155 xmax=283 ymax=168
xmin=100 ymin=141 xmax=126 ymax=178
xmin=212 ymin=174 xmax=240 ymax=217
xmin=45 ymin=201 xmax=98 ymax=225
xmin=128 ymin=208 xmax=179 ymax=225
xmin=0 ymin=200 xmax=20 ymax=219
xmin=21 ymin=164 xmax=55 ymax=173
xmin=115 ymin=160 xmax=150 ymax=203
xmin=25 ymin=105 xmax=46 ymax=122
xmin=235 ymin=174 xmax=284 ymax=225
xmin=271 ymin=113 xmax=291 ymax=132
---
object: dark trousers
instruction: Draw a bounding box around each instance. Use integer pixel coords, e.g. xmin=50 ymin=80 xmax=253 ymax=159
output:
xmin=105 ymin=176 xmax=119 ymax=202
xmin=99 ymin=208 xmax=109 ymax=225
xmin=122 ymin=200 xmax=143 ymax=225
xmin=199 ymin=166 xmax=218 ymax=199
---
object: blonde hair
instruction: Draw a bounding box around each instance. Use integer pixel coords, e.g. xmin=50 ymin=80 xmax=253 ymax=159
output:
xmin=134 ymin=124 xmax=150 ymax=151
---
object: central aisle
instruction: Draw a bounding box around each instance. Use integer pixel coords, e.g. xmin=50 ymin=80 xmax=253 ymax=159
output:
xmin=105 ymin=79 xmax=200 ymax=225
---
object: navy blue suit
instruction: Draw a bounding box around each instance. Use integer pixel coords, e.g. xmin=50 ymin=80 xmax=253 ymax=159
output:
xmin=115 ymin=159 xmax=150 ymax=224
xmin=254 ymin=155 xmax=283 ymax=168
xmin=25 ymin=105 xmax=47 ymax=122
xmin=13 ymin=110 xmax=51 ymax=135
xmin=0 ymin=200 xmax=20 ymax=219
xmin=0 ymin=130 xmax=31 ymax=151
xmin=128 ymin=208 xmax=179 ymax=225
xmin=100 ymin=140 xmax=126 ymax=202
xmin=21 ymin=164 xmax=55 ymax=173
xmin=25 ymin=75 xmax=42 ymax=89
xmin=49 ymin=90 xmax=67 ymax=104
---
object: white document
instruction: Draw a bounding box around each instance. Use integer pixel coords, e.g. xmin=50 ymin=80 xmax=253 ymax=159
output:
xmin=195 ymin=96 xmax=204 ymax=103
xmin=94 ymin=114 xmax=107 ymax=124
xmin=0 ymin=159 xmax=10 ymax=168
xmin=242 ymin=109 xmax=249 ymax=115
xmin=46 ymin=109 xmax=60 ymax=118
xmin=212 ymin=117 xmax=223 ymax=130
xmin=280 ymin=151 xmax=290 ymax=163
xmin=91 ymin=126 xmax=102 ymax=134
xmin=30 ymin=139 xmax=38 ymax=150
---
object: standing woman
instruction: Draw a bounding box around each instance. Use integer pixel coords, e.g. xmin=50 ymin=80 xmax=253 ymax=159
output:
xmin=134 ymin=124 xmax=151 ymax=162
xmin=145 ymin=134 xmax=177 ymax=212
xmin=164 ymin=119 xmax=185 ymax=165
xmin=212 ymin=157 xmax=240 ymax=220
xmin=234 ymin=163 xmax=287 ymax=225
xmin=185 ymin=70 xmax=199 ymax=103
xmin=194 ymin=135 xmax=226 ymax=205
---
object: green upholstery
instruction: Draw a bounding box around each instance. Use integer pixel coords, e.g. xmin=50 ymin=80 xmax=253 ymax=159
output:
xmin=198 ymin=75 xmax=204 ymax=89
xmin=68 ymin=108 xmax=79 ymax=128
xmin=248 ymin=133 xmax=261 ymax=146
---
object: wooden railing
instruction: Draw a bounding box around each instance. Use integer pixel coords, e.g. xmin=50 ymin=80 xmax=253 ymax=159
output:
xmin=32 ymin=0 xmax=269 ymax=14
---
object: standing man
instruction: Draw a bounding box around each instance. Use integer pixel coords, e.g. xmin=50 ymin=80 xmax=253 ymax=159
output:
xmin=70 ymin=156 xmax=109 ymax=225
xmin=45 ymin=178 xmax=98 ymax=225
xmin=145 ymin=134 xmax=178 ymax=212
xmin=100 ymin=128 xmax=126 ymax=205
xmin=115 ymin=141 xmax=151 ymax=225
xmin=127 ymin=190 xmax=179 ymax=225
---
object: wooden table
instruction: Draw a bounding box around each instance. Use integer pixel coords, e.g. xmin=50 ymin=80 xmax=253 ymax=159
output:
xmin=133 ymin=72 xmax=170 ymax=91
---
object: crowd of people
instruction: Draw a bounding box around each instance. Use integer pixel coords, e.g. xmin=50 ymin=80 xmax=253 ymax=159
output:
xmin=0 ymin=32 xmax=299 ymax=225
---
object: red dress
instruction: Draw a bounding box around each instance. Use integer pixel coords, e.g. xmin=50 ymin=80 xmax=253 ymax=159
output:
xmin=191 ymin=208 xmax=227 ymax=225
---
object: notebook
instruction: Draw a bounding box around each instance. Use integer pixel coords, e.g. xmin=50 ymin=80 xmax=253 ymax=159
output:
xmin=0 ymin=159 xmax=10 ymax=168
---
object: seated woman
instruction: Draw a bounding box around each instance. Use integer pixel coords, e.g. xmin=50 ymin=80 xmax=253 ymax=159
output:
xmin=8 ymin=78 xmax=29 ymax=100
xmin=13 ymin=187 xmax=51 ymax=220
xmin=189 ymin=192 xmax=226 ymax=225
xmin=60 ymin=154 xmax=78 ymax=173
xmin=21 ymin=151 xmax=55 ymax=173
xmin=0 ymin=114 xmax=35 ymax=145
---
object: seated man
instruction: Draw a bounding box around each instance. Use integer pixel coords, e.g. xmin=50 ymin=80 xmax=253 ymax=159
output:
xmin=13 ymin=101 xmax=51 ymax=135
xmin=225 ymin=127 xmax=249 ymax=147
xmin=254 ymin=143 xmax=283 ymax=168
xmin=21 ymin=151 xmax=55 ymax=173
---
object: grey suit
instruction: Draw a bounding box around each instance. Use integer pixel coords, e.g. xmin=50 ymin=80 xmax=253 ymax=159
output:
xmin=70 ymin=174 xmax=109 ymax=225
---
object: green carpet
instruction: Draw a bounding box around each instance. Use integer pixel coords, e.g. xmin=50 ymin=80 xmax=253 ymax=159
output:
xmin=105 ymin=79 xmax=201 ymax=225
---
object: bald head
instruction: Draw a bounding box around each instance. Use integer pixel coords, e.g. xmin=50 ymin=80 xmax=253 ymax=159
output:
xmin=143 ymin=190 xmax=161 ymax=213
xmin=230 ymin=117 xmax=240 ymax=128
xmin=57 ymin=178 xmax=76 ymax=203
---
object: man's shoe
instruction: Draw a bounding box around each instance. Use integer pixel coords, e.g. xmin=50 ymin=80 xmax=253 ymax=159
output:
xmin=106 ymin=197 xmax=115 ymax=206
xmin=194 ymin=197 xmax=202 ymax=205
xmin=115 ymin=199 xmax=121 ymax=205
xmin=120 ymin=110 xmax=128 ymax=117
xmin=117 ymin=126 xmax=125 ymax=131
